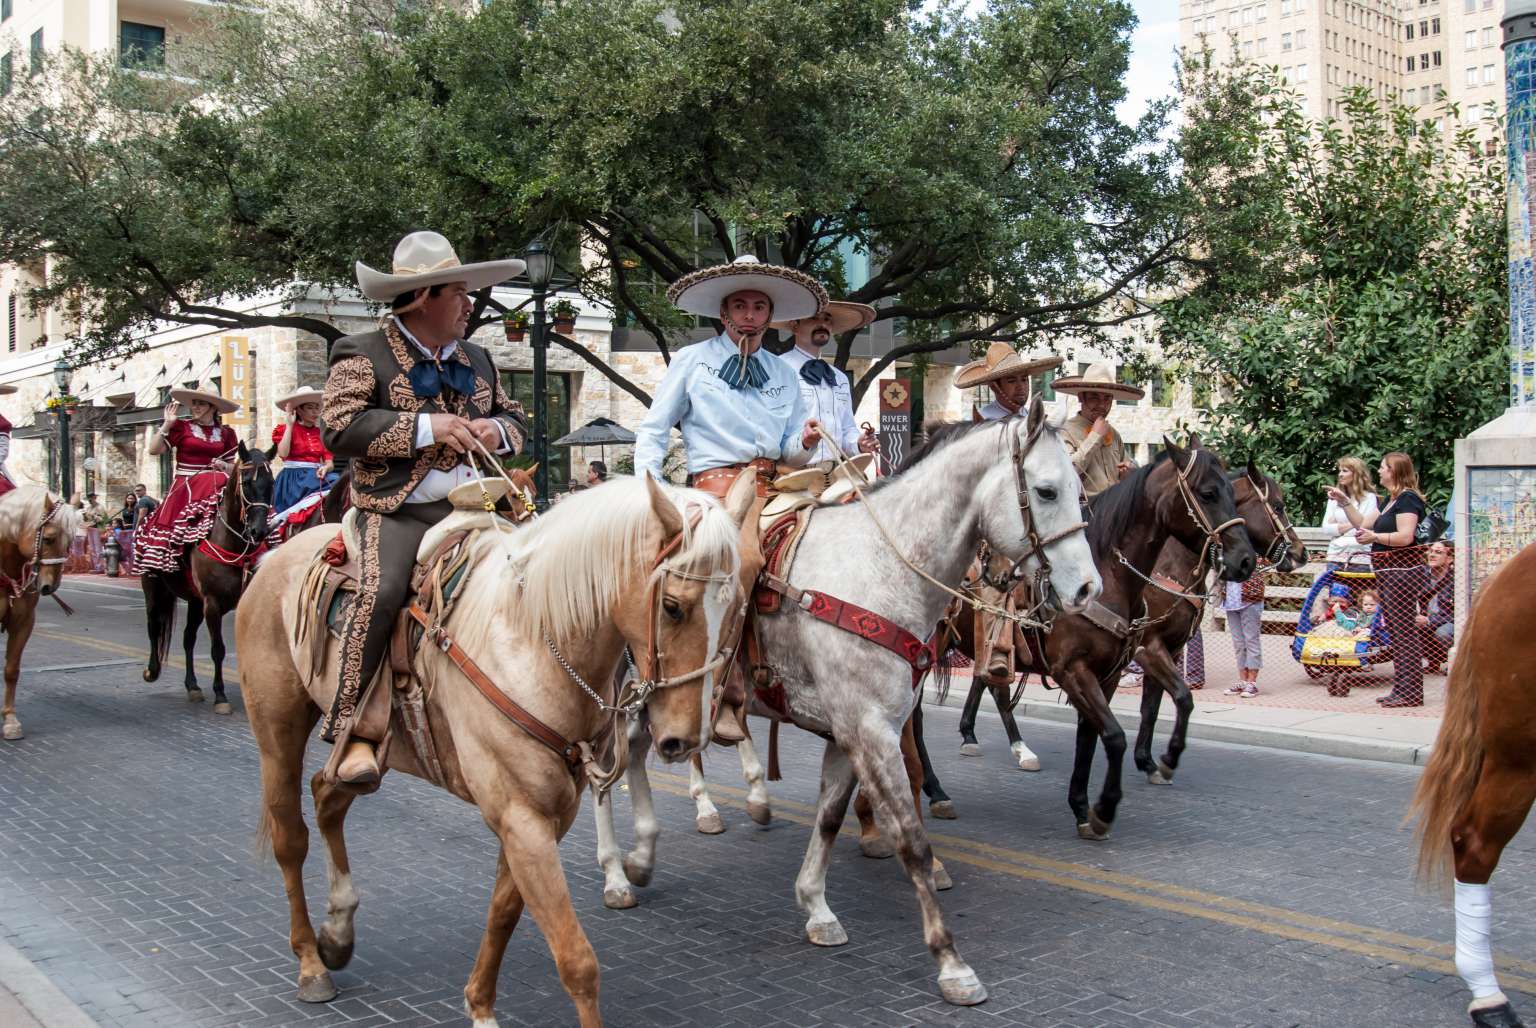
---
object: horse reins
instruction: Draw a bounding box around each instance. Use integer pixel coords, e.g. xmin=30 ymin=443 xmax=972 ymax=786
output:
xmin=0 ymin=499 xmax=75 ymax=614
xmin=1245 ymin=471 xmax=1301 ymax=568
xmin=199 ymin=458 xmax=272 ymax=573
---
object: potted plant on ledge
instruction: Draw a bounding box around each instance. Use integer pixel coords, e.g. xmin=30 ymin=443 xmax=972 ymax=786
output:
xmin=550 ymin=299 xmax=578 ymax=335
xmin=502 ymin=311 xmax=529 ymax=343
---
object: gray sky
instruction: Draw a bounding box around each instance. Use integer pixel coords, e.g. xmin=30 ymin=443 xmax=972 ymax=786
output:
xmin=1122 ymin=0 xmax=1183 ymax=124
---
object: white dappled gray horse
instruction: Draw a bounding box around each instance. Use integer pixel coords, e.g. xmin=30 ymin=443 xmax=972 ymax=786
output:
xmin=594 ymin=396 xmax=1100 ymax=1007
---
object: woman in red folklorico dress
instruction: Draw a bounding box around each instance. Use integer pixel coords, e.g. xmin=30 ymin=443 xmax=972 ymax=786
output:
xmin=0 ymin=382 xmax=19 ymax=499
xmin=133 ymin=388 xmax=240 ymax=573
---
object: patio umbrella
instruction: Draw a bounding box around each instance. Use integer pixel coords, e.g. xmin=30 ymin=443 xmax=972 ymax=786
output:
xmin=552 ymin=417 xmax=637 ymax=466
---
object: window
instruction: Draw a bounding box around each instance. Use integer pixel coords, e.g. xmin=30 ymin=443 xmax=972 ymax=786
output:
xmin=1296 ymin=62 xmax=1309 ymax=82
xmin=1485 ymin=27 xmax=1497 ymax=46
xmin=1420 ymin=19 xmax=1428 ymax=35
xmin=1150 ymin=369 xmax=1177 ymax=408
xmin=1256 ymin=4 xmax=1267 ymax=20
xmin=1421 ymin=51 xmax=1430 ymax=69
xmin=1468 ymin=65 xmax=1479 ymax=86
xmin=1296 ymin=0 xmax=1306 ymax=12
xmin=1295 ymin=28 xmax=1306 ymax=47
xmin=1281 ymin=64 xmax=1292 ymax=83
xmin=1115 ymin=367 xmax=1140 ymax=407
xmin=1484 ymin=0 xmax=1494 ymax=9
xmin=1242 ymin=40 xmax=1253 ymax=57
xmin=119 ymin=22 xmax=165 ymax=70
xmin=1421 ymin=84 xmax=1431 ymax=101
xmin=1434 ymin=50 xmax=1442 ymax=67
xmin=1282 ymin=31 xmax=1293 ymax=49
xmin=28 ymin=29 xmax=41 ymax=76
xmin=1191 ymin=375 xmax=1213 ymax=409
xmin=1466 ymin=0 xmax=1476 ymax=11
xmin=1281 ymin=0 xmax=1291 ymax=14
xmin=0 ymin=0 xmax=9 ymax=21
xmin=1243 ymin=5 xmax=1254 ymax=25
xmin=1484 ymin=63 xmax=1496 ymax=84
xmin=1230 ymin=9 xmax=1241 ymax=27
xmin=1466 ymin=29 xmax=1477 ymax=49
xmin=1258 ymin=35 xmax=1268 ymax=54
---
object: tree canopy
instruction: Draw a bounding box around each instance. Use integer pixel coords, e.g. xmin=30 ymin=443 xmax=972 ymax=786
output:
xmin=1161 ymin=56 xmax=1508 ymax=519
xmin=0 ymin=0 xmax=1196 ymax=404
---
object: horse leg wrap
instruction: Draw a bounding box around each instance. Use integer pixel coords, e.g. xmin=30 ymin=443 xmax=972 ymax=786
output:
xmin=1455 ymin=880 xmax=1505 ymax=1003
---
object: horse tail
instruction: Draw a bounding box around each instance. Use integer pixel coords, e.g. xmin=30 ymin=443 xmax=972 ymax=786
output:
xmin=1412 ymin=587 xmax=1487 ymax=887
xmin=148 ymin=578 xmax=178 ymax=669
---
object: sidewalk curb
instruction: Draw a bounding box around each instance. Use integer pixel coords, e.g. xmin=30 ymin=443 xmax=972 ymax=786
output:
xmin=920 ymin=684 xmax=1434 ymax=767
xmin=0 ymin=940 xmax=99 ymax=1028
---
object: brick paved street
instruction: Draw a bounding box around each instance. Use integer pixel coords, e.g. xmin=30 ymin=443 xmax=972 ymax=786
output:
xmin=1 ymin=576 xmax=1534 ymax=1027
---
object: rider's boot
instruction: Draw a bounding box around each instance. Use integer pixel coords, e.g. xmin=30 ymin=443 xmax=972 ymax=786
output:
xmin=336 ymin=738 xmax=380 ymax=785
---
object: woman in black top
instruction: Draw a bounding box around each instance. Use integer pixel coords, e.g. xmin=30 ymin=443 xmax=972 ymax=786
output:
xmin=1337 ymin=451 xmax=1428 ymax=706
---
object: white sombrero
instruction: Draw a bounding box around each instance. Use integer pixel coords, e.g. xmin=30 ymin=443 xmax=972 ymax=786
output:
xmin=667 ymin=255 xmax=827 ymax=322
xmin=170 ymin=387 xmax=240 ymax=415
xmin=1050 ymin=361 xmax=1145 ymax=401
xmin=355 ymin=231 xmax=526 ymax=303
xmin=770 ymin=300 xmax=877 ymax=338
xmin=953 ymin=342 xmax=1064 ymax=389
xmin=275 ymin=387 xmax=324 ymax=413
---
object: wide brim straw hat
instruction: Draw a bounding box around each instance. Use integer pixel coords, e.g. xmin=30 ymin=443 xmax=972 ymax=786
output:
xmin=355 ymin=230 xmax=526 ymax=303
xmin=769 ymin=300 xmax=877 ymax=337
xmin=667 ymin=255 xmax=827 ymax=322
xmin=1050 ymin=361 xmax=1145 ymax=401
xmin=275 ymin=387 xmax=325 ymax=413
xmin=170 ymin=387 xmax=240 ymax=414
xmin=953 ymin=342 xmax=1064 ymax=389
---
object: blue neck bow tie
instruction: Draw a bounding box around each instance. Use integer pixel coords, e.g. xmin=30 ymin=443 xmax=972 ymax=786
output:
xmin=799 ymin=358 xmax=836 ymax=388
xmin=409 ymin=358 xmax=477 ymax=400
xmin=717 ymin=352 xmax=771 ymax=390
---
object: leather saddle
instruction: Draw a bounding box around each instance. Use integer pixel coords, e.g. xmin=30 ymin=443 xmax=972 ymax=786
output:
xmin=753 ymin=454 xmax=874 ymax=616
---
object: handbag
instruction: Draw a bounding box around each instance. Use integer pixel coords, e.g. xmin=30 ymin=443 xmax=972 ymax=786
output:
xmin=1415 ymin=503 xmax=1448 ymax=547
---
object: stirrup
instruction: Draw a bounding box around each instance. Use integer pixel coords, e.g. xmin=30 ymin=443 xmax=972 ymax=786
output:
xmin=336 ymin=739 xmax=380 ymax=785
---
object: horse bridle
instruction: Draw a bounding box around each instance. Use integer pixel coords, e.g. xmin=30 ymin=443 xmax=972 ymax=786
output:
xmin=13 ymin=500 xmax=67 ymax=595
xmin=1001 ymin=416 xmax=1088 ymax=602
xmin=1244 ymin=471 xmax=1301 ymax=567
xmin=1172 ymin=449 xmax=1246 ymax=570
xmin=210 ymin=458 xmax=272 ymax=564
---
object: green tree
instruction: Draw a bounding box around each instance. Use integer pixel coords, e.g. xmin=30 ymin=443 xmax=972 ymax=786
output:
xmin=0 ymin=0 xmax=1204 ymax=406
xmin=1162 ymin=59 xmax=1507 ymax=519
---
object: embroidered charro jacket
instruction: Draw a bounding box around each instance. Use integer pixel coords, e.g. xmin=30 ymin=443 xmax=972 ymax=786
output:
xmin=321 ymin=321 xmax=528 ymax=513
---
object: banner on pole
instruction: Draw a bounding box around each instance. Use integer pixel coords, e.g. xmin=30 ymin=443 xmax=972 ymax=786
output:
xmin=877 ymin=377 xmax=912 ymax=475
xmin=220 ymin=336 xmax=251 ymax=427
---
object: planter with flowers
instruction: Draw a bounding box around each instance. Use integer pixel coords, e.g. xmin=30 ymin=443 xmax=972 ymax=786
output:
xmin=46 ymin=395 xmax=80 ymax=415
xmin=550 ymin=299 xmax=578 ymax=335
xmin=502 ymin=311 xmax=529 ymax=343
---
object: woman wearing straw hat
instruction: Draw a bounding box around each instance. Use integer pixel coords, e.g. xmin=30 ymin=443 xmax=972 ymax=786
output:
xmin=1052 ymin=362 xmax=1144 ymax=499
xmin=954 ymin=342 xmax=1063 ymax=422
xmin=319 ymin=231 xmax=529 ymax=785
xmin=634 ymin=254 xmax=828 ymax=741
xmin=271 ymin=387 xmax=337 ymax=512
xmin=773 ymin=301 xmax=880 ymax=464
xmin=133 ymin=388 xmax=241 ymax=573
xmin=0 ymin=383 xmax=18 ymax=498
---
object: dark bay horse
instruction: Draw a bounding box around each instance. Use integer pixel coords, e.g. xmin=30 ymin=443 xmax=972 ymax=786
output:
xmin=1129 ymin=457 xmax=1308 ymax=785
xmin=141 ymin=445 xmax=274 ymax=713
xmin=0 ymin=487 xmax=81 ymax=740
xmin=1413 ymin=542 xmax=1536 ymax=1028
xmin=898 ymin=438 xmax=1254 ymax=839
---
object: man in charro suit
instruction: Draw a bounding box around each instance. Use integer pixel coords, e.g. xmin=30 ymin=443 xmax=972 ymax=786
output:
xmin=321 ymin=231 xmax=529 ymax=785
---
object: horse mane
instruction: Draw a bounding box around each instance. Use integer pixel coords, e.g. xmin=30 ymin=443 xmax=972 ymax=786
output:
xmin=900 ymin=420 xmax=993 ymax=472
xmin=0 ymin=485 xmax=81 ymax=542
xmin=453 ymin=477 xmax=742 ymax=650
xmin=1085 ymin=449 xmax=1182 ymax=560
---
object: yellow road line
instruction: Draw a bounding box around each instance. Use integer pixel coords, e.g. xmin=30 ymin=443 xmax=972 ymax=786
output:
xmin=645 ymin=774 xmax=1536 ymax=991
xmin=35 ymin=629 xmax=239 ymax=683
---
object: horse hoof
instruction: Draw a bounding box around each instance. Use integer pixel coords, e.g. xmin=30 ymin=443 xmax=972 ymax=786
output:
xmin=1089 ymin=809 xmax=1112 ymax=836
xmin=806 ymin=918 xmax=848 ymax=947
xmin=938 ymin=969 xmax=989 ymax=1006
xmin=186 ymin=688 xmax=204 ymax=703
xmin=747 ymin=800 xmax=772 ymax=825
xmin=212 ymin=702 xmax=232 ymax=716
xmin=859 ymin=835 xmax=896 ymax=859
xmin=142 ymin=667 xmax=157 ymax=682
xmin=1147 ymin=770 xmax=1172 ymax=786
xmin=929 ymin=799 xmax=958 ymax=820
xmin=2 ymin=716 xmax=22 ymax=741
xmin=1011 ymin=744 xmax=1041 ymax=772
xmin=622 ymin=855 xmax=653 ymax=887
xmin=958 ymin=742 xmax=981 ymax=757
xmin=296 ymin=972 xmax=338 ymax=1004
xmin=933 ymin=864 xmax=954 ymax=891
xmin=1471 ymin=1000 xmax=1528 ymax=1028
xmin=1076 ymin=821 xmax=1110 ymax=842
xmin=316 ymin=925 xmax=354 ymax=970
xmin=603 ymin=887 xmax=639 ymax=910
xmin=696 ymin=813 xmax=726 ymax=835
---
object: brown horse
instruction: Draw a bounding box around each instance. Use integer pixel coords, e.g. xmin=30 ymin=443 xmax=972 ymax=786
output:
xmin=237 ymin=473 xmax=754 ymax=1027
xmin=140 ymin=445 xmax=273 ymax=713
xmin=1412 ymin=542 xmax=1536 ymax=1028
xmin=0 ymin=487 xmax=81 ymax=741
xmin=1128 ymin=458 xmax=1308 ymax=785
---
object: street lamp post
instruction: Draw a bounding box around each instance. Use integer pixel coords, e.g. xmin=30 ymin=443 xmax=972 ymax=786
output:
xmin=52 ymin=357 xmax=72 ymax=498
xmin=523 ymin=239 xmax=556 ymax=503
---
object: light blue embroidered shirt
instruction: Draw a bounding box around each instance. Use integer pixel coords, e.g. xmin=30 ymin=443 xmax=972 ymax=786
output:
xmin=634 ymin=333 xmax=813 ymax=480
xmin=778 ymin=346 xmax=861 ymax=464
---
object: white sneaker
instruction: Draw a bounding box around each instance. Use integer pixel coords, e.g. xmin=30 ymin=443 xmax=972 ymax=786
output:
xmin=1241 ymin=684 xmax=1259 ymax=698
xmin=1223 ymin=684 xmax=1245 ymax=696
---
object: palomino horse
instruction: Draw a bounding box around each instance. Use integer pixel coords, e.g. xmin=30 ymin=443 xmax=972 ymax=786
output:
xmin=237 ymin=473 xmax=754 ymax=1027
xmin=0 ymin=487 xmax=81 ymax=741
xmin=141 ymin=445 xmax=273 ymax=713
xmin=1413 ymin=542 xmax=1536 ymax=1028
xmin=1128 ymin=458 xmax=1307 ymax=785
xmin=595 ymin=396 xmax=1100 ymax=1006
